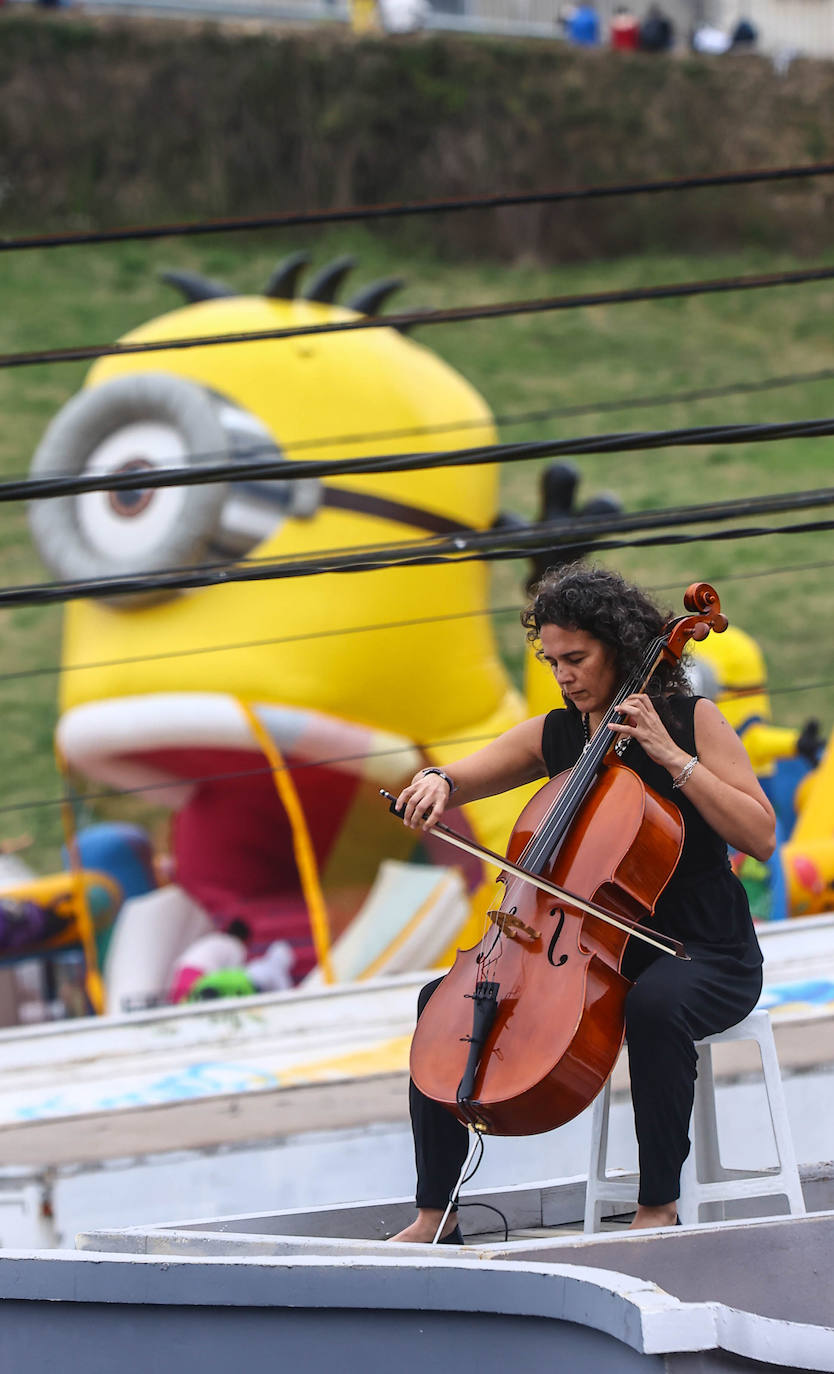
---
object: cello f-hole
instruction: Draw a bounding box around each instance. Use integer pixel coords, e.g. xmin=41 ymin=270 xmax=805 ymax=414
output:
xmin=547 ymin=908 xmax=569 ymax=969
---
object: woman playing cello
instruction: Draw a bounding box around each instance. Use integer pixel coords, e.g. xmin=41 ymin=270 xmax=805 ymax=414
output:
xmin=391 ymin=563 xmax=776 ymax=1240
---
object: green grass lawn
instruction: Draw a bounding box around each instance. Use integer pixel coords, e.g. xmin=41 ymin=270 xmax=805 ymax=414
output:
xmin=1 ymin=229 xmax=833 ymax=871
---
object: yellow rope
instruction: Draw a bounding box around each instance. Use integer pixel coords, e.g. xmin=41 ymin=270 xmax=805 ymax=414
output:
xmin=53 ymin=744 xmax=105 ymax=1014
xmin=237 ymin=701 xmax=336 ymax=985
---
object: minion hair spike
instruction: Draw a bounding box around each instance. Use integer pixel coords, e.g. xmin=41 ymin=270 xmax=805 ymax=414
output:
xmin=160 ymin=269 xmax=236 ymax=303
xmin=264 ymin=251 xmax=312 ymax=300
xmin=347 ymin=278 xmax=406 ymax=316
xmin=302 ymin=256 xmax=357 ymax=304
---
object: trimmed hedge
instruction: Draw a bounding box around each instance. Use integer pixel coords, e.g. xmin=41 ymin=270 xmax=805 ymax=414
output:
xmin=2 ymin=11 xmax=834 ymax=258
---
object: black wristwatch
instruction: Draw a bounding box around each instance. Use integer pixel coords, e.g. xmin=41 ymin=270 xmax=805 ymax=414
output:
xmin=421 ymin=767 xmax=458 ymax=796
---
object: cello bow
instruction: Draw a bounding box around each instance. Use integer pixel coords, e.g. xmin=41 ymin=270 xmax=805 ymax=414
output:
xmin=379 ymin=789 xmax=688 ymax=961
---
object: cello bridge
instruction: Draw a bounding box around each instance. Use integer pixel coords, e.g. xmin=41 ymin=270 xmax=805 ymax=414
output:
xmin=487 ymin=909 xmax=540 ymax=941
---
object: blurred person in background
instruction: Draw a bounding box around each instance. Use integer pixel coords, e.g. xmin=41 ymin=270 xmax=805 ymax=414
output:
xmin=564 ymin=0 xmax=601 ymax=44
xmin=611 ymin=4 xmax=640 ymax=47
xmin=639 ymin=3 xmax=674 ymax=50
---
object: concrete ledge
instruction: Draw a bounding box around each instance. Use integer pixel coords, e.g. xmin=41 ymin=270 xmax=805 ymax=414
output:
xmin=0 ymin=1248 xmax=717 ymax=1355
xmin=85 ymin=1163 xmax=830 ymax=1246
xmin=3 ymin=1246 xmax=833 ymax=1371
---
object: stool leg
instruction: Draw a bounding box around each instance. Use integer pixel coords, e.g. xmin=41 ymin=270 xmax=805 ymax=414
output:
xmin=692 ymin=1043 xmax=727 ymax=1222
xmin=678 ymin=1059 xmax=700 ymax=1226
xmin=584 ymin=1081 xmax=611 ymax=1233
xmin=757 ymin=1022 xmax=806 ymax=1216
xmin=683 ymin=1014 xmax=806 ymax=1225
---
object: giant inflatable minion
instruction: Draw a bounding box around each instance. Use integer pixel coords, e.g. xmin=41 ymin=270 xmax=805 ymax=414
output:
xmin=28 ymin=258 xmax=544 ymax=1001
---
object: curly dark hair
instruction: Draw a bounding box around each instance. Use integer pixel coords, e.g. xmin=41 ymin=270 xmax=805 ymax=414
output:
xmin=520 ymin=563 xmax=692 ymax=707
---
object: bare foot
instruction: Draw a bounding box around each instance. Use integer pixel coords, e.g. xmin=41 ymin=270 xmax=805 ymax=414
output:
xmin=629 ymin=1203 xmax=678 ymax=1230
xmin=388 ymin=1209 xmax=459 ymax=1243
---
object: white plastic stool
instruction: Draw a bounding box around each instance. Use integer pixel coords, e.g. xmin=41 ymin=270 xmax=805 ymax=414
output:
xmin=583 ymin=1008 xmax=806 ymax=1231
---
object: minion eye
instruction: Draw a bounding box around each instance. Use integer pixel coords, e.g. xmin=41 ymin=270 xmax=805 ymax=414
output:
xmin=109 ymin=464 xmax=154 ymax=517
xmin=75 ymin=420 xmax=195 ymax=566
xmin=29 ymin=373 xmax=230 ymax=607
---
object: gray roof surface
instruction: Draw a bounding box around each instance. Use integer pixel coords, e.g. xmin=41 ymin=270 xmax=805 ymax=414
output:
xmin=489 ymin=1212 xmax=834 ymax=1327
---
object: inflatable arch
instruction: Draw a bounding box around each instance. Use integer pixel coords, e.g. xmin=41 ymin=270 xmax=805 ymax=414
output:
xmin=28 ymin=257 xmax=575 ymax=1006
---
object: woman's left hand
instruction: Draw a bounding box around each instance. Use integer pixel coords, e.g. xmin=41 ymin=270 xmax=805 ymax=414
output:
xmin=608 ymin=694 xmax=687 ymax=773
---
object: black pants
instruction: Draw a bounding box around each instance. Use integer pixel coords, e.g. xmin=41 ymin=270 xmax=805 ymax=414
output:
xmin=410 ymin=944 xmax=762 ymax=1210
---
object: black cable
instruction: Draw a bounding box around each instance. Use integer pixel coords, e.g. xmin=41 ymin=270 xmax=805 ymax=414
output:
xmin=450 ymin=1137 xmax=513 ymax=1244
xmin=278 ymin=366 xmax=834 ymax=454
xmin=653 ymin=556 xmax=834 ymax=590
xmin=67 ymin=481 xmax=834 ymax=583
xmin=3 ymin=554 xmax=834 ymax=686
xmin=9 ymin=365 xmax=834 ymax=490
xmin=14 ymin=412 xmax=834 ymax=506
xmin=765 ymin=679 xmax=834 ymax=698
xmin=455 ymin=1202 xmax=509 ymax=1245
xmin=35 ymin=482 xmax=834 ymax=565
xmin=4 ymin=162 xmax=834 ymax=255
xmin=604 ymin=515 xmax=834 ymax=555
xmin=0 ymin=605 xmax=524 ymax=683
xmin=0 ymin=732 xmax=500 ymax=817
xmin=457 ymin=1133 xmax=485 ymax=1190
xmin=3 ymin=664 xmax=832 ymax=820
xmin=2 ymin=502 xmax=834 ymax=610
xmin=10 ymin=484 xmax=834 ymax=591
xmin=4 ymin=263 xmax=834 ymax=372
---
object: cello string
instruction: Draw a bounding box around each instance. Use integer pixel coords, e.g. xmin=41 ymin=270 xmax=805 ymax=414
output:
xmin=492 ymin=640 xmax=662 ymax=964
xmin=517 ymin=636 xmax=664 ymax=873
xmin=527 ymin=635 xmax=665 ymax=867
xmin=475 ymin=894 xmax=496 ymax=981
xmin=478 ymin=915 xmax=504 ymax=983
xmin=536 ymin=636 xmax=662 ymax=837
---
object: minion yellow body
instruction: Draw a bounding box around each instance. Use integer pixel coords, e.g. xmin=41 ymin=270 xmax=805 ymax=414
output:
xmin=31 ymin=277 xmax=545 ymax=981
xmin=685 ymin=627 xmax=799 ymax=777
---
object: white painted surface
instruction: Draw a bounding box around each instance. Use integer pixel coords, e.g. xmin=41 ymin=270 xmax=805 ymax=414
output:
xmin=32 ymin=1058 xmax=833 ymax=1247
xmin=3 ymin=1245 xmax=832 ymax=1372
xmin=0 ymin=973 xmax=422 ymax=1125
xmin=0 ymin=916 xmax=831 ymax=1128
xmin=1 ymin=918 xmax=833 ymax=1247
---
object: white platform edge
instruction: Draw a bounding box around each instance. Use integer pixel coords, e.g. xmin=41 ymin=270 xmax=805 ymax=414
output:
xmin=2 ymin=1247 xmax=832 ymax=1370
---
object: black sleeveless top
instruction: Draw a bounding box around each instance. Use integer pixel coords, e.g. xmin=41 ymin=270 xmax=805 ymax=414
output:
xmin=540 ymin=696 xmax=762 ymax=968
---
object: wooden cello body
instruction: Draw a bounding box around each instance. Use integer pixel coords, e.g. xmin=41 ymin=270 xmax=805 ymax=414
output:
xmin=410 ymin=760 xmax=684 ymax=1134
xmin=407 ymin=581 xmax=728 ymax=1138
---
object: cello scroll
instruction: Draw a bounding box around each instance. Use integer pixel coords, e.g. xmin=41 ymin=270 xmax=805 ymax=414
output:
xmin=663 ymin=581 xmax=728 ymax=663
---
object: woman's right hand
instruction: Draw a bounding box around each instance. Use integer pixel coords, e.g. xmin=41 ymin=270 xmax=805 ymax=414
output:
xmin=395 ymin=771 xmax=453 ymax=831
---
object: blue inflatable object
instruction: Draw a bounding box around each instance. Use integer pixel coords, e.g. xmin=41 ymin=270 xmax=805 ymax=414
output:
xmin=66 ymin=823 xmax=157 ymax=904
xmin=760 ymin=757 xmax=815 ymax=922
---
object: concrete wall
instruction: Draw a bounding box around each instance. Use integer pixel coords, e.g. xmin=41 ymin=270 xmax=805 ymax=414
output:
xmin=1 ymin=1241 xmax=829 ymax=1374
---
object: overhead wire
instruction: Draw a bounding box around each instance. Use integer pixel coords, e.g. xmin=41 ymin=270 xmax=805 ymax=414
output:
xmin=4 ymin=263 xmax=834 ymax=372
xmin=268 ymin=366 xmax=834 ymax=455
xmin=0 ymin=554 xmax=829 ymax=683
xmin=4 ymin=666 xmax=833 ymax=820
xmin=13 ymin=413 xmax=834 ymax=505
xmin=3 ymin=161 xmax=834 ymax=254
xmin=0 ymin=605 xmax=524 ymax=682
xmin=2 ymin=553 xmax=833 ymax=685
xmin=4 ymin=177 xmax=833 ymax=828
xmin=3 ymin=494 xmax=834 ymax=608
xmin=0 ymin=731 xmax=499 ymax=818
xmin=4 ymin=363 xmax=833 ymax=490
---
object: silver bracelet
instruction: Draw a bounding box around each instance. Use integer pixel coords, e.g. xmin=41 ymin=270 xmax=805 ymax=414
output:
xmin=421 ymin=767 xmax=458 ymax=796
xmin=671 ymin=755 xmax=699 ymax=789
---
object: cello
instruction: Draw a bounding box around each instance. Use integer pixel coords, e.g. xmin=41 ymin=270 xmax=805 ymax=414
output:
xmin=382 ymin=581 xmax=728 ymax=1139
